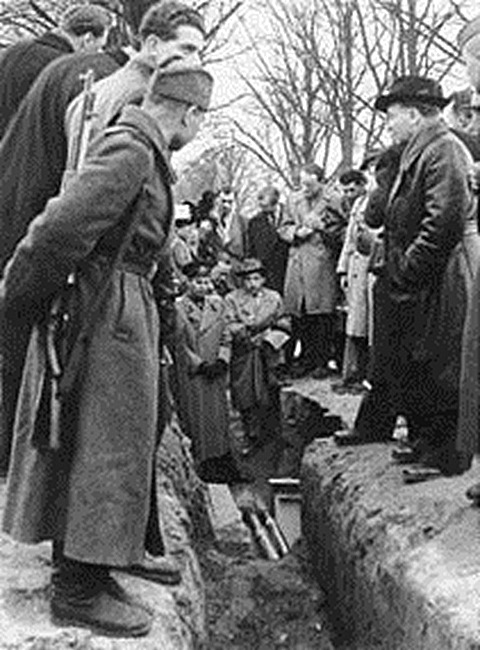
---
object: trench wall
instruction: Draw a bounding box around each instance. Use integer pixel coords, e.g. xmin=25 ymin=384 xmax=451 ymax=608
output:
xmin=302 ymin=437 xmax=480 ymax=650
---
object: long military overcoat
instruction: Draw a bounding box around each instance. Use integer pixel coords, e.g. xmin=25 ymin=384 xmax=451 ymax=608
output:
xmin=171 ymin=294 xmax=231 ymax=465
xmin=1 ymin=105 xmax=174 ymax=567
xmin=278 ymin=191 xmax=345 ymax=316
xmin=370 ymin=122 xmax=478 ymax=423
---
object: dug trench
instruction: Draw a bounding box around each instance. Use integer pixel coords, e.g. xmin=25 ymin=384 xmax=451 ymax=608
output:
xmin=0 ymin=379 xmax=342 ymax=649
xmin=3 ymin=375 xmax=477 ymax=648
xmin=196 ymin=383 xmax=346 ymax=650
xmin=202 ymin=375 xmax=480 ymax=650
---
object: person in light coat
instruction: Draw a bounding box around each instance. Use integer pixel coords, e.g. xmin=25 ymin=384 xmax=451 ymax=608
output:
xmin=225 ymin=259 xmax=290 ymax=455
xmin=171 ymin=262 xmax=245 ymax=483
xmin=278 ymin=163 xmax=346 ymax=378
xmin=335 ymin=169 xmax=373 ymax=392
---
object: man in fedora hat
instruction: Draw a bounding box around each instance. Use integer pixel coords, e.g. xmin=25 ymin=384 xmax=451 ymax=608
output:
xmin=225 ymin=258 xmax=290 ymax=455
xmin=334 ymin=75 xmax=477 ymax=484
xmin=0 ymin=64 xmax=213 ymax=637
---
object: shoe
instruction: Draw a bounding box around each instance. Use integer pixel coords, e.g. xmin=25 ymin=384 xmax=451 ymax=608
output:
xmin=102 ymin=574 xmax=153 ymax=613
xmin=290 ymin=364 xmax=311 ymax=379
xmin=310 ymin=366 xmax=331 ymax=380
xmin=118 ymin=554 xmax=182 ymax=586
xmin=391 ymin=446 xmax=422 ymax=464
xmin=402 ymin=466 xmax=443 ymax=484
xmin=333 ymin=429 xmax=383 ymax=446
xmin=466 ymin=482 xmax=480 ymax=505
xmin=227 ymin=468 xmax=255 ymax=486
xmin=52 ymin=568 xmax=152 ymax=638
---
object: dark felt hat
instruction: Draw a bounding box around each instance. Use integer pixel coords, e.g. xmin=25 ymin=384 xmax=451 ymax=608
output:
xmin=374 ymin=76 xmax=450 ymax=112
xmin=237 ymin=258 xmax=265 ymax=277
xmin=148 ymin=65 xmax=214 ymax=111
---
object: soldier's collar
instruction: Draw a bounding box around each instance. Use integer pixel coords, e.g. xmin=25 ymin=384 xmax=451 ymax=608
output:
xmin=117 ymin=105 xmax=176 ymax=183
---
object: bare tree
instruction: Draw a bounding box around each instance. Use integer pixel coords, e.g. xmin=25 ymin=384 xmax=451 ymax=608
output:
xmin=231 ymin=0 xmax=473 ymax=184
xmin=175 ymin=113 xmax=269 ymax=216
xmin=0 ymin=0 xmax=245 ymax=59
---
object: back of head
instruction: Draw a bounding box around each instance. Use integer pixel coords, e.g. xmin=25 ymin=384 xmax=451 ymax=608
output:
xmin=139 ymin=0 xmax=205 ymax=43
xmin=60 ymin=3 xmax=112 ymax=38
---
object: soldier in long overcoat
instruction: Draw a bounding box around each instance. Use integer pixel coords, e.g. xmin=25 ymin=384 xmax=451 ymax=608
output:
xmin=0 ymin=66 xmax=213 ymax=637
xmin=171 ymin=263 xmax=235 ymax=481
xmin=278 ymin=164 xmax=345 ymax=377
xmin=335 ymin=76 xmax=478 ymax=482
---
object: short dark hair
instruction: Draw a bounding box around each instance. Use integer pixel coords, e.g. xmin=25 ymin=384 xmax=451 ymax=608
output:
xmin=301 ymin=163 xmax=325 ymax=182
xmin=339 ymin=169 xmax=367 ymax=186
xmin=139 ymin=1 xmax=205 ymax=42
xmin=60 ymin=3 xmax=111 ymax=38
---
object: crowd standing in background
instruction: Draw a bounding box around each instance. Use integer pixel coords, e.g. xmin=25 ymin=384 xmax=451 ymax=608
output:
xmin=0 ymin=0 xmax=480 ymax=640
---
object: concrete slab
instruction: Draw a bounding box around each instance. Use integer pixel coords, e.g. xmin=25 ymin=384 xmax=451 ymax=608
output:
xmin=206 ymin=484 xmax=252 ymax=555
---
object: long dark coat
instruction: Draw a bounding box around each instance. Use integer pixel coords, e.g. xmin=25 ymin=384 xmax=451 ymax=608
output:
xmin=369 ymin=122 xmax=478 ymax=428
xmin=456 ymin=130 xmax=480 ymax=457
xmin=1 ymin=105 xmax=174 ymax=567
xmin=171 ymin=294 xmax=231 ymax=465
xmin=246 ymin=210 xmax=289 ymax=294
xmin=0 ymin=51 xmax=120 ymax=473
xmin=278 ymin=191 xmax=345 ymax=316
xmin=0 ymin=32 xmax=73 ymax=138
xmin=0 ymin=51 xmax=120 ymax=272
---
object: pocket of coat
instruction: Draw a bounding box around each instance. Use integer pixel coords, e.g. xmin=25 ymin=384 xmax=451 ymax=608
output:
xmin=112 ymin=273 xmax=134 ymax=342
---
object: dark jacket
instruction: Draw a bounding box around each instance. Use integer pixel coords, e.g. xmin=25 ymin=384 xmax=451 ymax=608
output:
xmin=2 ymin=105 xmax=174 ymax=566
xmin=0 ymin=32 xmax=73 ymax=138
xmin=246 ymin=210 xmax=289 ymax=294
xmin=0 ymin=51 xmax=120 ymax=272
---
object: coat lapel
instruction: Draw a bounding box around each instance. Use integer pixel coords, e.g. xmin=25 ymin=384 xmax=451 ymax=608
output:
xmin=388 ymin=122 xmax=448 ymax=206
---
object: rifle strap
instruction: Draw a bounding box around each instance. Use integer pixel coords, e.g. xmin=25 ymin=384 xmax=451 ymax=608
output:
xmin=56 ymin=125 xmax=173 ymax=399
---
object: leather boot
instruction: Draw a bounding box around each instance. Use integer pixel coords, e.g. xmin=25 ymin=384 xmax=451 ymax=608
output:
xmin=51 ymin=555 xmax=152 ymax=637
xmin=117 ymin=553 xmax=182 ymax=585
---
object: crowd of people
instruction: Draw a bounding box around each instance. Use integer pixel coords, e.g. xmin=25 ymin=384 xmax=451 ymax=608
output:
xmin=0 ymin=0 xmax=479 ymax=640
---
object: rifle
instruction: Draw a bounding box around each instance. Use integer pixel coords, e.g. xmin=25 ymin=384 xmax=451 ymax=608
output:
xmin=47 ymin=188 xmax=146 ymax=450
xmin=46 ymin=69 xmax=97 ymax=449
xmin=63 ymin=69 xmax=96 ymax=189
